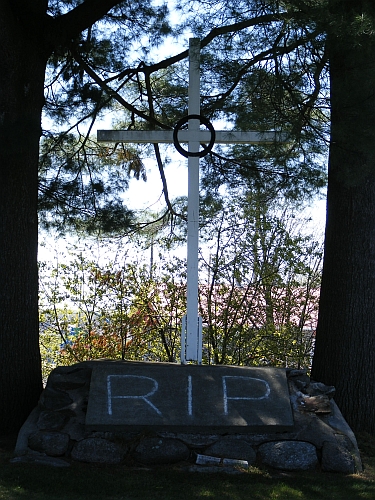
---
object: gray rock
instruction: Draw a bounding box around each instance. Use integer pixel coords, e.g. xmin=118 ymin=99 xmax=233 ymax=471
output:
xmin=305 ymin=382 xmax=335 ymax=398
xmin=48 ymin=365 xmax=92 ymax=391
xmin=259 ymin=441 xmax=318 ymax=471
xmin=90 ymin=431 xmax=138 ymax=442
xmin=241 ymin=433 xmax=284 ymax=446
xmin=292 ymin=411 xmax=338 ymax=448
xmin=14 ymin=406 xmax=41 ymax=456
xmin=327 ymin=401 xmax=363 ymax=472
xmin=71 ymin=438 xmax=126 ymax=464
xmin=13 ymin=361 xmax=363 ymax=473
xmin=321 ymin=439 xmax=355 ymax=474
xmin=287 ymin=369 xmax=308 ymax=377
xmin=205 ymin=436 xmax=256 ymax=464
xmin=10 ymin=454 xmax=71 ymax=467
xmin=287 ymin=370 xmax=311 ymax=390
xmin=292 ymin=377 xmax=311 ymax=391
xmin=37 ymin=410 xmax=70 ymax=431
xmin=28 ymin=431 xmax=70 ymax=457
xmin=39 ymin=387 xmax=73 ymax=411
xmin=134 ymin=437 xmax=189 ymax=465
xmin=159 ymin=432 xmax=219 ymax=447
xmin=60 ymin=416 xmax=86 ymax=441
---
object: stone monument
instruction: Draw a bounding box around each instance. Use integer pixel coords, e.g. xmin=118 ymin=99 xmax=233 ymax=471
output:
xmin=12 ymin=40 xmax=362 ymax=474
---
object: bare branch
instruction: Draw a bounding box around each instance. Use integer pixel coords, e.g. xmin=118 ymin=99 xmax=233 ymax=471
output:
xmin=72 ymin=49 xmax=171 ymax=130
xmin=143 ymin=71 xmax=186 ymax=221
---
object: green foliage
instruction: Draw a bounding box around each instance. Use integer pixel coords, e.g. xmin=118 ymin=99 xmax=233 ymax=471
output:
xmin=39 ymin=193 xmax=321 ymax=374
xmin=199 ymin=193 xmax=321 ymax=367
xmin=38 ymin=0 xmax=332 ymax=234
xmin=38 ymin=134 xmax=141 ymax=234
xmin=40 ymin=0 xmax=174 ymax=233
xmin=39 ymin=244 xmax=187 ymax=376
xmin=36 ymin=0 xmax=330 ymax=375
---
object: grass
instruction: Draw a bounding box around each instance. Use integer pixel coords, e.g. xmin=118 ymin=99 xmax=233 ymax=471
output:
xmin=0 ymin=434 xmax=375 ymax=500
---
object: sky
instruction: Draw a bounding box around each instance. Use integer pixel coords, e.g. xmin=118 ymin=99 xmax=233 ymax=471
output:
xmin=38 ymin=126 xmax=328 ymax=264
xmin=38 ymin=156 xmax=327 ymax=267
xmin=38 ymin=30 xmax=328 ymax=264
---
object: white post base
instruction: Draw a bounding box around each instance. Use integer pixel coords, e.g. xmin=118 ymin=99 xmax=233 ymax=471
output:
xmin=181 ymin=314 xmax=202 ymax=364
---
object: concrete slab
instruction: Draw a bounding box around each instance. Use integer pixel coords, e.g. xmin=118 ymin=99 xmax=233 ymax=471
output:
xmin=85 ymin=361 xmax=294 ymax=433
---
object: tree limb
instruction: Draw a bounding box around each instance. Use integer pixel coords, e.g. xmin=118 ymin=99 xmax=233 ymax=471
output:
xmin=46 ymin=0 xmax=125 ymax=50
xmin=72 ymin=49 xmax=171 ymax=130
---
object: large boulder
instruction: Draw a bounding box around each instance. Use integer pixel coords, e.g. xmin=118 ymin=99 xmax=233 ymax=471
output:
xmin=28 ymin=431 xmax=70 ymax=457
xmin=37 ymin=410 xmax=71 ymax=431
xmin=259 ymin=441 xmax=318 ymax=471
xmin=39 ymin=387 xmax=73 ymax=411
xmin=71 ymin=437 xmax=126 ymax=464
xmin=47 ymin=365 xmax=92 ymax=391
xmin=321 ymin=438 xmax=355 ymax=474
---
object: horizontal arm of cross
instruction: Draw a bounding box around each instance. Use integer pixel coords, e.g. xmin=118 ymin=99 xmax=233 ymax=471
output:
xmin=97 ymin=130 xmax=288 ymax=144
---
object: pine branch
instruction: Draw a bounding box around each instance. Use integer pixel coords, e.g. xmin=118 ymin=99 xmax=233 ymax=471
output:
xmin=72 ymin=49 xmax=171 ymax=130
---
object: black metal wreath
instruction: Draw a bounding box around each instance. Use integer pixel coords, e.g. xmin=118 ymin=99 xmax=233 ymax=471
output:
xmin=172 ymin=114 xmax=216 ymax=158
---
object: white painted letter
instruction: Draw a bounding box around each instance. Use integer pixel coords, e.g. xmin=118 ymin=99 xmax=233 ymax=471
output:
xmin=187 ymin=375 xmax=193 ymax=416
xmin=107 ymin=375 xmax=162 ymax=416
xmin=222 ymin=376 xmax=271 ymax=415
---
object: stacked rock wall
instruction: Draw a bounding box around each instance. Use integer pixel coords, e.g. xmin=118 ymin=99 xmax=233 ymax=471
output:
xmin=13 ymin=362 xmax=362 ymax=473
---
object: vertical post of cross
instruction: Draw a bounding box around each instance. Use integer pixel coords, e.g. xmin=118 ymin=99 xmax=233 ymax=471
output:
xmin=183 ymin=38 xmax=202 ymax=363
xmin=96 ymin=38 xmax=287 ymax=364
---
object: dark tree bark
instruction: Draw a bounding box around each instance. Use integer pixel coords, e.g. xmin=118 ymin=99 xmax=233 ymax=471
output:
xmin=311 ymin=1 xmax=375 ymax=433
xmin=0 ymin=1 xmax=47 ymax=432
xmin=0 ymin=0 xmax=123 ymax=433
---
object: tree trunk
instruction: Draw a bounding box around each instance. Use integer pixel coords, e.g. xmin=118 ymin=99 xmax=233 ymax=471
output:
xmin=311 ymin=2 xmax=375 ymax=433
xmin=0 ymin=0 xmax=125 ymax=432
xmin=0 ymin=3 xmax=46 ymax=432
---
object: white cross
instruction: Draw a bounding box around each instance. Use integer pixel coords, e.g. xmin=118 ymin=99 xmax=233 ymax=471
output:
xmin=97 ymin=38 xmax=286 ymax=364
